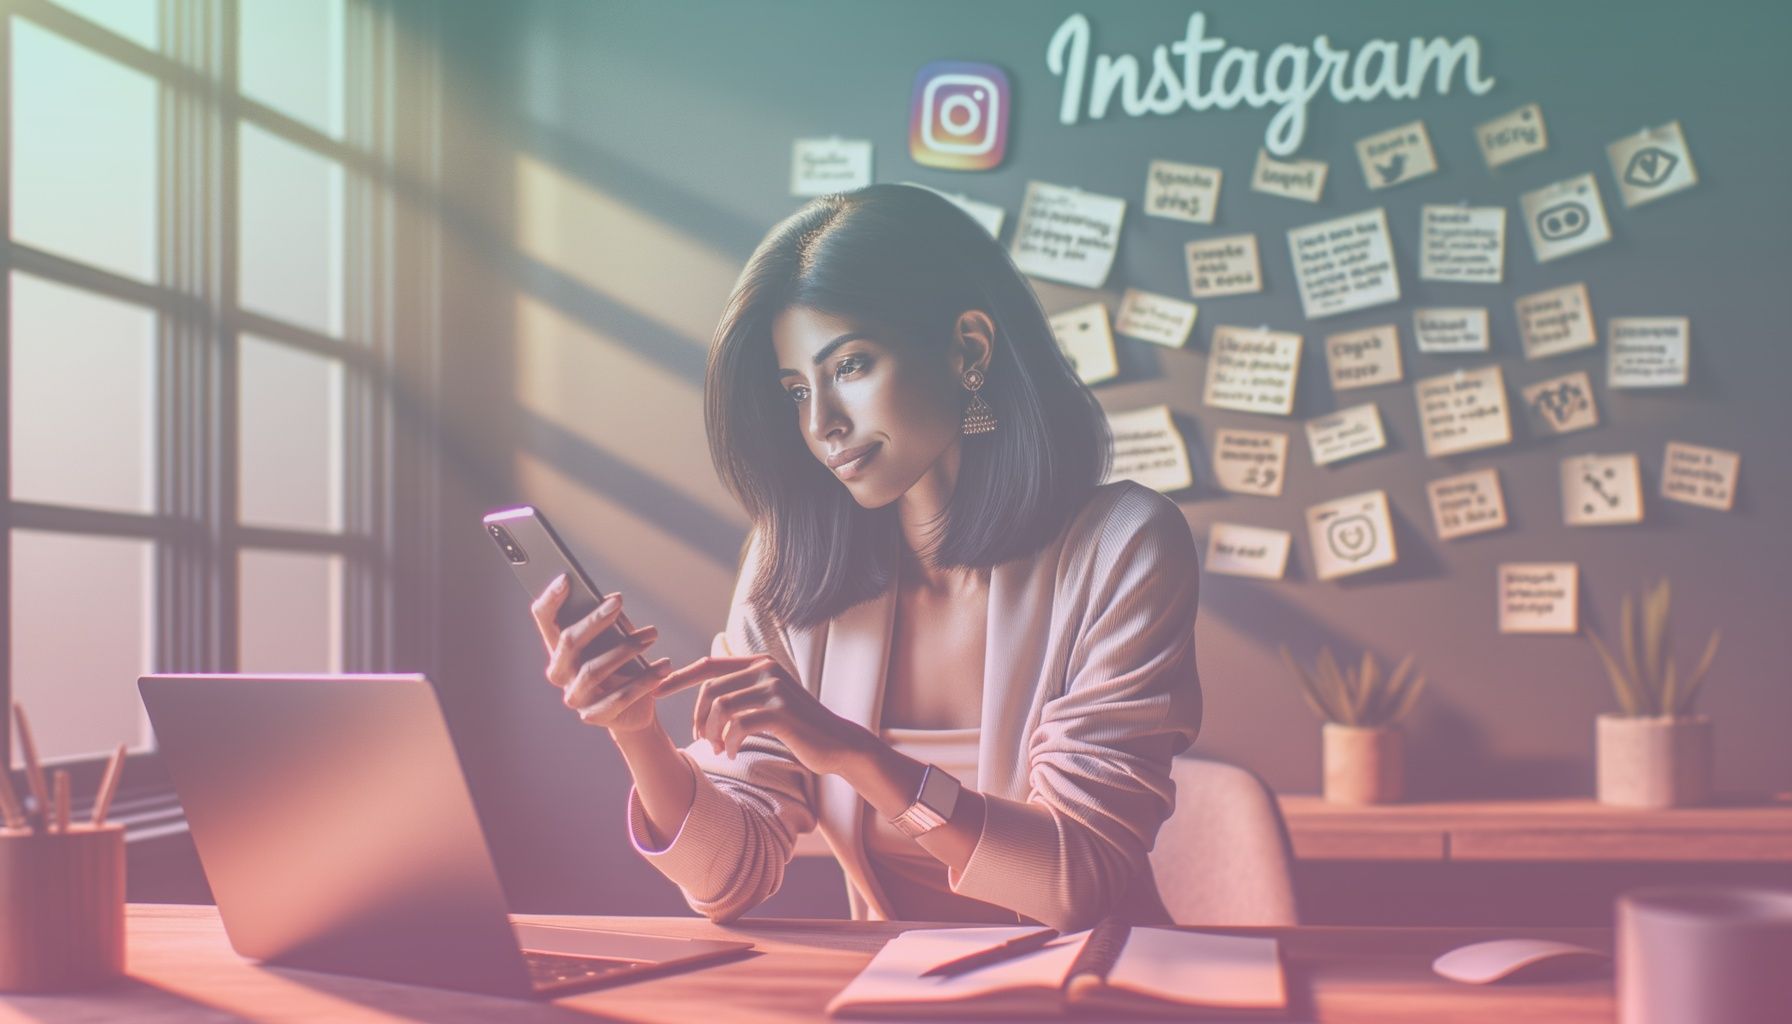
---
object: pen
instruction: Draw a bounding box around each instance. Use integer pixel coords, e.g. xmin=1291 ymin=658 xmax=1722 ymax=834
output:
xmin=12 ymin=702 xmax=52 ymax=834
xmin=0 ymin=762 xmax=24 ymax=829
xmin=921 ymin=928 xmax=1061 ymax=979
xmin=92 ymin=743 xmax=128 ymax=827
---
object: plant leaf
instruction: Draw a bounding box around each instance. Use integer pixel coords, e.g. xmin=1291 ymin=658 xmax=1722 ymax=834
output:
xmin=1369 ymin=654 xmax=1412 ymax=727
xmin=1659 ymin=659 xmax=1678 ymax=721
xmin=1317 ymin=647 xmax=1355 ymax=725
xmin=1281 ymin=646 xmax=1343 ymax=723
xmin=1620 ymin=594 xmax=1648 ymax=715
xmin=1389 ymin=673 xmax=1428 ymax=724
xmin=1678 ymin=630 xmax=1722 ymax=716
xmin=1589 ymin=629 xmax=1639 ymax=716
xmin=1643 ymin=579 xmax=1671 ymax=712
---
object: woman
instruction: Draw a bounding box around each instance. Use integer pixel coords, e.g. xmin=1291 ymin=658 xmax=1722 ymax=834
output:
xmin=531 ymin=184 xmax=1202 ymax=931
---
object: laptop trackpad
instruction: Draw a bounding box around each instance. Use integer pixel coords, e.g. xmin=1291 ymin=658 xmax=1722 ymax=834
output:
xmin=512 ymin=922 xmax=745 ymax=965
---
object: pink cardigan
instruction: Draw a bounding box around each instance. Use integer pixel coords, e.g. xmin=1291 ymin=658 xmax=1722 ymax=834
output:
xmin=626 ymin=481 xmax=1203 ymax=930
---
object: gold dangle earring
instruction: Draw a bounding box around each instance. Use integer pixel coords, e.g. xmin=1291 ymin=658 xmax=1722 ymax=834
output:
xmin=961 ymin=367 xmax=996 ymax=435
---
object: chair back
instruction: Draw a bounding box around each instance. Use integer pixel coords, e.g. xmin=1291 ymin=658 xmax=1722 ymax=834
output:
xmin=1148 ymin=756 xmax=1301 ymax=926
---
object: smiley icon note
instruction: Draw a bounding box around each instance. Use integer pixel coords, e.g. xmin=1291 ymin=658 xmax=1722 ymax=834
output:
xmin=1307 ymin=490 xmax=1398 ymax=580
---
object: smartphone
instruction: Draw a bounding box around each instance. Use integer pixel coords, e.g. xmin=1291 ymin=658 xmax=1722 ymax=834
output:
xmin=483 ymin=505 xmax=653 ymax=677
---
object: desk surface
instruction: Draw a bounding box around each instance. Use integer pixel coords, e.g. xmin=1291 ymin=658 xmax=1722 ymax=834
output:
xmin=0 ymin=905 xmax=1619 ymax=1023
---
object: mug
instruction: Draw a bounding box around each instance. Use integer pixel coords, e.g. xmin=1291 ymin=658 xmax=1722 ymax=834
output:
xmin=1617 ymin=884 xmax=1792 ymax=1024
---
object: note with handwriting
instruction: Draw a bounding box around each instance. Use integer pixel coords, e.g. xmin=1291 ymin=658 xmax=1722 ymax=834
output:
xmin=1288 ymin=208 xmax=1400 ymax=319
xmin=1325 ymin=324 xmax=1402 ymax=392
xmin=1010 ymin=182 xmax=1125 ymax=288
xmin=1608 ymin=121 xmax=1697 ymax=208
xmin=1413 ymin=307 xmax=1490 ymax=353
xmin=1048 ymin=303 xmax=1118 ymax=385
xmin=1306 ymin=403 xmax=1386 ymax=466
xmin=1252 ymin=149 xmax=1327 ymax=202
xmin=1356 ymin=120 xmax=1437 ymax=189
xmin=1522 ymin=370 xmax=1598 ymax=435
xmin=1521 ymin=174 xmax=1611 ymax=263
xmin=1205 ymin=523 xmax=1292 ymax=580
xmin=1420 ymin=205 xmax=1506 ymax=283
xmin=1477 ymin=103 xmax=1548 ymax=169
xmin=1204 ymin=326 xmax=1301 ymax=416
xmin=1562 ymin=453 xmax=1643 ymax=526
xmin=1608 ymin=317 xmax=1689 ymax=388
xmin=1104 ymin=404 xmax=1193 ymax=494
xmin=1114 ymin=289 xmax=1197 ymax=348
xmin=1145 ymin=160 xmax=1222 ymax=224
xmin=1186 ymin=233 xmax=1262 ymax=297
xmin=1516 ymin=284 xmax=1596 ymax=360
xmin=1307 ymin=490 xmax=1397 ymax=581
xmin=1415 ymin=366 xmax=1511 ymax=457
xmin=1426 ymin=468 xmax=1507 ymax=540
xmin=1660 ymin=441 xmax=1738 ymax=511
xmin=791 ymin=138 xmax=872 ymax=196
xmin=1213 ymin=428 xmax=1289 ymax=497
xmin=1499 ymin=563 xmax=1578 ymax=634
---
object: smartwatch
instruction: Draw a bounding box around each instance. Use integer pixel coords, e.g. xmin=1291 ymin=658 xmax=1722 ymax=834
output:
xmin=890 ymin=764 xmax=961 ymax=838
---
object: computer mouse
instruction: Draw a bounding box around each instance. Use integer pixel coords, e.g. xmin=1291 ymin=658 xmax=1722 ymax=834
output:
xmin=1431 ymin=938 xmax=1612 ymax=984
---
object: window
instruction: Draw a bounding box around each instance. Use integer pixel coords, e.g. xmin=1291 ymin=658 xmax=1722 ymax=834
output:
xmin=3 ymin=0 xmax=440 ymax=789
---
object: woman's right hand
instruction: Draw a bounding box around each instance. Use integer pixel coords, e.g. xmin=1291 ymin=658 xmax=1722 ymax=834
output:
xmin=531 ymin=575 xmax=670 ymax=735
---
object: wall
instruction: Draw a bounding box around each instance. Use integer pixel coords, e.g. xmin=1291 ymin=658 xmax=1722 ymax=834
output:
xmin=429 ymin=0 xmax=1792 ymax=917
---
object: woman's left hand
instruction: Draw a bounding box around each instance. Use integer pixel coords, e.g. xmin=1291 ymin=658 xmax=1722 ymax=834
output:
xmin=656 ymin=654 xmax=872 ymax=776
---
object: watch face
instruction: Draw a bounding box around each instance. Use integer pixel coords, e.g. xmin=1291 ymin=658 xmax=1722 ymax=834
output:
xmin=918 ymin=765 xmax=962 ymax=822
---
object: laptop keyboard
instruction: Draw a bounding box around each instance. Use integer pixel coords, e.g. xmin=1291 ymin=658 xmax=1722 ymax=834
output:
xmin=523 ymin=950 xmax=646 ymax=990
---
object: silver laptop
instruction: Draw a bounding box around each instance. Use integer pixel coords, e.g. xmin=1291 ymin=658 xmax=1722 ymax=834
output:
xmin=139 ymin=673 xmax=751 ymax=998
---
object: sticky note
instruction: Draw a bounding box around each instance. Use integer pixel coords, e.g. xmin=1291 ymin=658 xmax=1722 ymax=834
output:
xmin=1660 ymin=441 xmax=1738 ymax=511
xmin=1420 ymin=205 xmax=1506 ymax=283
xmin=1356 ymin=120 xmax=1437 ymax=189
xmin=1499 ymin=563 xmax=1578 ymax=634
xmin=1520 ymin=173 xmax=1611 ymax=263
xmin=1104 ymin=404 xmax=1193 ymax=494
xmin=1205 ymin=523 xmax=1292 ymax=580
xmin=1306 ymin=403 xmax=1387 ymax=466
xmin=1114 ymin=289 xmax=1197 ymax=348
xmin=1516 ymin=283 xmax=1596 ymax=360
xmin=1010 ymin=181 xmax=1125 ymax=288
xmin=1413 ymin=307 xmax=1490 ymax=353
xmin=1288 ymin=208 xmax=1400 ymax=319
xmin=1427 ymin=468 xmax=1507 ymax=540
xmin=791 ymin=138 xmax=873 ymax=196
xmin=1251 ymin=149 xmax=1327 ymax=202
xmin=1607 ymin=121 xmax=1697 ymax=208
xmin=1477 ymin=103 xmax=1548 ymax=169
xmin=1608 ymin=317 xmax=1689 ymax=388
xmin=1521 ymin=370 xmax=1599 ymax=435
xmin=1325 ymin=324 xmax=1403 ymax=392
xmin=1415 ymin=365 xmax=1512 ymax=458
xmin=1307 ymin=490 xmax=1397 ymax=581
xmin=1145 ymin=160 xmax=1222 ymax=224
xmin=1186 ymin=233 xmax=1262 ymax=298
xmin=1204 ymin=326 xmax=1302 ymax=416
xmin=1048 ymin=303 xmax=1118 ymax=386
xmin=1212 ymin=429 xmax=1289 ymax=497
xmin=1562 ymin=453 xmax=1644 ymax=526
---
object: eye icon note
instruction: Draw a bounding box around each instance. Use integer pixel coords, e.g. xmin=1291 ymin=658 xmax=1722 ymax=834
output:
xmin=910 ymin=60 xmax=1010 ymax=170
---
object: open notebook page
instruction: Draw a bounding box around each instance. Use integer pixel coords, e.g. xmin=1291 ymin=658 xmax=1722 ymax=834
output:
xmin=826 ymin=926 xmax=1088 ymax=1016
xmin=1102 ymin=927 xmax=1286 ymax=1009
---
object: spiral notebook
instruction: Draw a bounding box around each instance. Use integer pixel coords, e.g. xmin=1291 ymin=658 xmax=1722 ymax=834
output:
xmin=827 ymin=920 xmax=1287 ymax=1018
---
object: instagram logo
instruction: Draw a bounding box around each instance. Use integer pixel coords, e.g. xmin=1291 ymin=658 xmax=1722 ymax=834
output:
xmin=909 ymin=60 xmax=1009 ymax=171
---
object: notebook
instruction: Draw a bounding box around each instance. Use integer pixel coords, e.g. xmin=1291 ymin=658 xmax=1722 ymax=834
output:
xmin=828 ymin=922 xmax=1287 ymax=1018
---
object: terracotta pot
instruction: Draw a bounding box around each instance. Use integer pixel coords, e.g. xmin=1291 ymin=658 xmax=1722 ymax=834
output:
xmin=1596 ymin=713 xmax=1713 ymax=808
xmin=1322 ymin=722 xmax=1404 ymax=804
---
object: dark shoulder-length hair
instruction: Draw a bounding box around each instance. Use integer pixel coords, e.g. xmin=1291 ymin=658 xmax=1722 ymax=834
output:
xmin=705 ymin=183 xmax=1110 ymax=631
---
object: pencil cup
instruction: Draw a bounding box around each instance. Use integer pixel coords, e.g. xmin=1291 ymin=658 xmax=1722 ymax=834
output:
xmin=0 ymin=823 xmax=126 ymax=992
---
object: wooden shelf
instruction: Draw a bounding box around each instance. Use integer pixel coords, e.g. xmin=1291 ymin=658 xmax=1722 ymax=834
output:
xmin=1278 ymin=794 xmax=1792 ymax=863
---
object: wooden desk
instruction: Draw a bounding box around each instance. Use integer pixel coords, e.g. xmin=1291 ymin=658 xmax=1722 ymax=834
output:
xmin=0 ymin=904 xmax=1619 ymax=1023
xmin=1277 ymin=795 xmax=1792 ymax=862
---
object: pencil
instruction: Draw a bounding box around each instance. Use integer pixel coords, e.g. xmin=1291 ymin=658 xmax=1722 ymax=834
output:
xmin=11 ymin=703 xmax=51 ymax=832
xmin=91 ymin=743 xmax=128 ymax=826
xmin=52 ymin=769 xmax=70 ymax=832
xmin=0 ymin=762 xmax=24 ymax=829
xmin=920 ymin=927 xmax=1061 ymax=978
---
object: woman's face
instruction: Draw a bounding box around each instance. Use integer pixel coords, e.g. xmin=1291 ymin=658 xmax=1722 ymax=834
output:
xmin=771 ymin=306 xmax=964 ymax=509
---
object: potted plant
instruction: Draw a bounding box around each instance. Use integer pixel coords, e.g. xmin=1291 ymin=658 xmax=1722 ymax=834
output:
xmin=1280 ymin=647 xmax=1428 ymax=804
xmin=1586 ymin=579 xmax=1722 ymax=808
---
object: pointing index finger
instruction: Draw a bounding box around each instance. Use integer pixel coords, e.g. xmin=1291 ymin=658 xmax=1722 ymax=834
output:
xmin=653 ymin=654 xmax=776 ymax=698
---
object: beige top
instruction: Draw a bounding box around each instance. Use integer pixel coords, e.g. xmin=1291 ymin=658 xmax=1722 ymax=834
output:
xmin=860 ymin=726 xmax=1019 ymax=923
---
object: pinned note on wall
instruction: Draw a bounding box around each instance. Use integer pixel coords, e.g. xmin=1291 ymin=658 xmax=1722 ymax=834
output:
xmin=1325 ymin=324 xmax=1403 ymax=392
xmin=1477 ymin=103 xmax=1548 ymax=169
xmin=1356 ymin=120 xmax=1437 ymax=190
xmin=1288 ymin=208 xmax=1400 ymax=319
xmin=1205 ymin=523 xmax=1292 ymax=580
xmin=1608 ymin=317 xmax=1689 ymax=388
xmin=1419 ymin=205 xmax=1506 ymax=283
xmin=1498 ymin=562 xmax=1578 ymax=634
xmin=1251 ymin=149 xmax=1327 ymax=203
xmin=1212 ymin=428 xmax=1289 ymax=497
xmin=1185 ymin=233 xmax=1262 ymax=297
xmin=1562 ymin=453 xmax=1644 ymax=526
xmin=1521 ymin=370 xmax=1599 ymax=435
xmin=1520 ymin=173 xmax=1611 ymax=263
xmin=1426 ymin=467 xmax=1508 ymax=540
xmin=1415 ymin=365 xmax=1512 ymax=457
xmin=1413 ymin=307 xmax=1490 ymax=353
xmin=1144 ymin=159 xmax=1222 ymax=224
xmin=1204 ymin=326 xmax=1302 ymax=416
xmin=1660 ymin=441 xmax=1739 ymax=511
xmin=1516 ymin=283 xmax=1597 ymax=360
xmin=1307 ymin=489 xmax=1398 ymax=581
xmin=1104 ymin=404 xmax=1193 ymax=494
xmin=1114 ymin=288 xmax=1198 ymax=348
xmin=1048 ymin=302 xmax=1118 ymax=385
xmin=1607 ymin=121 xmax=1698 ymax=208
xmin=790 ymin=138 xmax=872 ymax=196
xmin=1305 ymin=403 xmax=1387 ymax=466
xmin=1010 ymin=181 xmax=1125 ymax=288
